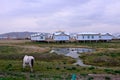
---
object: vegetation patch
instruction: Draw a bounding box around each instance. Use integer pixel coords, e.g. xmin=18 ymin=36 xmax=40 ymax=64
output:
xmin=0 ymin=40 xmax=120 ymax=79
xmin=81 ymin=49 xmax=120 ymax=67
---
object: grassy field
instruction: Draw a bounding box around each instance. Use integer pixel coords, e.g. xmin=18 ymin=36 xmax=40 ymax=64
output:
xmin=0 ymin=40 xmax=120 ymax=79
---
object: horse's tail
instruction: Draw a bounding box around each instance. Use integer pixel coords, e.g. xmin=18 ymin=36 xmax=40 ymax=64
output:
xmin=31 ymin=59 xmax=34 ymax=67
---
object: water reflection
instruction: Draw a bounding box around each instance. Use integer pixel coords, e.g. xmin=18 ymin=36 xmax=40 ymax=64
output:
xmin=50 ymin=48 xmax=94 ymax=66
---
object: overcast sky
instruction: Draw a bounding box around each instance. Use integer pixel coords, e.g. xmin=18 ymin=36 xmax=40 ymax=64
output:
xmin=0 ymin=0 xmax=120 ymax=34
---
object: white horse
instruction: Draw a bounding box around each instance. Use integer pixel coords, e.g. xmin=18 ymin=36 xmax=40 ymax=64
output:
xmin=23 ymin=55 xmax=34 ymax=72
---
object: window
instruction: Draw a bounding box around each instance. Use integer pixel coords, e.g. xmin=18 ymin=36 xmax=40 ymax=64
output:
xmin=88 ymin=35 xmax=90 ymax=39
xmin=92 ymin=35 xmax=94 ymax=39
xmin=82 ymin=36 xmax=84 ymax=39
xmin=99 ymin=36 xmax=101 ymax=38
xmin=40 ymin=36 xmax=43 ymax=39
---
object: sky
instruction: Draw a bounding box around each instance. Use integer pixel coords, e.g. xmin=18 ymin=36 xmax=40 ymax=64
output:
xmin=0 ymin=0 xmax=120 ymax=34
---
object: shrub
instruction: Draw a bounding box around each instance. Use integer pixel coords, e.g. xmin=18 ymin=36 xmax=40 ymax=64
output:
xmin=105 ymin=76 xmax=111 ymax=80
xmin=71 ymin=67 xmax=76 ymax=70
xmin=114 ymin=70 xmax=120 ymax=74
xmin=104 ymin=69 xmax=114 ymax=74
xmin=80 ymin=73 xmax=88 ymax=77
xmin=66 ymin=67 xmax=72 ymax=70
xmin=56 ymin=67 xmax=60 ymax=70
xmin=5 ymin=64 xmax=13 ymax=71
xmin=88 ymin=66 xmax=95 ymax=70
xmin=88 ymin=77 xmax=94 ymax=80
xmin=46 ymin=66 xmax=52 ymax=70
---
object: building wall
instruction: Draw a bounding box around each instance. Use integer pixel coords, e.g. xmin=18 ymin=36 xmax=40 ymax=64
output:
xmin=53 ymin=35 xmax=70 ymax=41
xmin=77 ymin=35 xmax=100 ymax=41
xmin=100 ymin=35 xmax=113 ymax=40
xmin=37 ymin=36 xmax=46 ymax=41
xmin=31 ymin=35 xmax=46 ymax=41
xmin=31 ymin=36 xmax=36 ymax=41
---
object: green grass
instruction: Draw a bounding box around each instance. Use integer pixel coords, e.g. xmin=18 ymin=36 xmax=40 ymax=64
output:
xmin=0 ymin=46 xmax=20 ymax=54
xmin=80 ymin=49 xmax=120 ymax=67
xmin=0 ymin=40 xmax=120 ymax=79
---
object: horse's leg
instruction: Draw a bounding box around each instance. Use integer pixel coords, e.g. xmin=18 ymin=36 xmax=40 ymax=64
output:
xmin=23 ymin=62 xmax=26 ymax=68
xmin=29 ymin=64 xmax=33 ymax=72
xmin=30 ymin=67 xmax=33 ymax=72
xmin=29 ymin=59 xmax=34 ymax=72
xmin=22 ymin=63 xmax=26 ymax=72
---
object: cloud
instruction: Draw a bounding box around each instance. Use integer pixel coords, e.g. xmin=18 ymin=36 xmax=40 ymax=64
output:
xmin=0 ymin=0 xmax=120 ymax=33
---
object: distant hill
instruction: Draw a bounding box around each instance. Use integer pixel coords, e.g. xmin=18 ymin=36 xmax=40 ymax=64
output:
xmin=0 ymin=32 xmax=37 ymax=39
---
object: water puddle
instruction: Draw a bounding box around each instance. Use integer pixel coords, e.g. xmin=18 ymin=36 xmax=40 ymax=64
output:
xmin=50 ymin=48 xmax=94 ymax=66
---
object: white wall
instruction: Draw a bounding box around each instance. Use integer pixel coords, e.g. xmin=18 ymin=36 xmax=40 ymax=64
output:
xmin=100 ymin=35 xmax=113 ymax=40
xmin=31 ymin=35 xmax=46 ymax=41
xmin=53 ymin=35 xmax=70 ymax=41
xmin=77 ymin=35 xmax=99 ymax=41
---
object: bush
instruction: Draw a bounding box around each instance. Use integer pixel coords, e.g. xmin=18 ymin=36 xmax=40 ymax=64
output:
xmin=88 ymin=77 xmax=94 ymax=80
xmin=66 ymin=67 xmax=72 ymax=70
xmin=46 ymin=66 xmax=52 ymax=70
xmin=104 ymin=69 xmax=115 ymax=74
xmin=5 ymin=64 xmax=13 ymax=71
xmin=88 ymin=66 xmax=95 ymax=70
xmin=114 ymin=70 xmax=120 ymax=74
xmin=56 ymin=67 xmax=60 ymax=70
xmin=105 ymin=76 xmax=111 ymax=80
xmin=80 ymin=73 xmax=88 ymax=77
xmin=71 ymin=67 xmax=76 ymax=70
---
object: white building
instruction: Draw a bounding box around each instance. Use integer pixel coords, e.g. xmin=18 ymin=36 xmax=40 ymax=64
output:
xmin=76 ymin=33 xmax=100 ymax=41
xmin=100 ymin=33 xmax=113 ymax=41
xmin=117 ymin=35 xmax=120 ymax=39
xmin=30 ymin=32 xmax=113 ymax=42
xmin=53 ymin=31 xmax=70 ymax=42
xmin=31 ymin=33 xmax=47 ymax=41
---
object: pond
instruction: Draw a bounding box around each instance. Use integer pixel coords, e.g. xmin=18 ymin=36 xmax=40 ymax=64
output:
xmin=50 ymin=48 xmax=95 ymax=67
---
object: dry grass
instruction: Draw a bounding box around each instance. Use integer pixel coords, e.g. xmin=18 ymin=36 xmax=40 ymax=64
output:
xmin=0 ymin=40 xmax=50 ymax=53
xmin=13 ymin=45 xmax=50 ymax=54
xmin=0 ymin=40 xmax=30 ymax=44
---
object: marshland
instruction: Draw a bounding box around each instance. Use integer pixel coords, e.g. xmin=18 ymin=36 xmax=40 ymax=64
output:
xmin=0 ymin=40 xmax=120 ymax=80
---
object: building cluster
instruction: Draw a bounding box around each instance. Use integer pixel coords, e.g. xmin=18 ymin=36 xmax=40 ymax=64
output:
xmin=30 ymin=31 xmax=113 ymax=42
